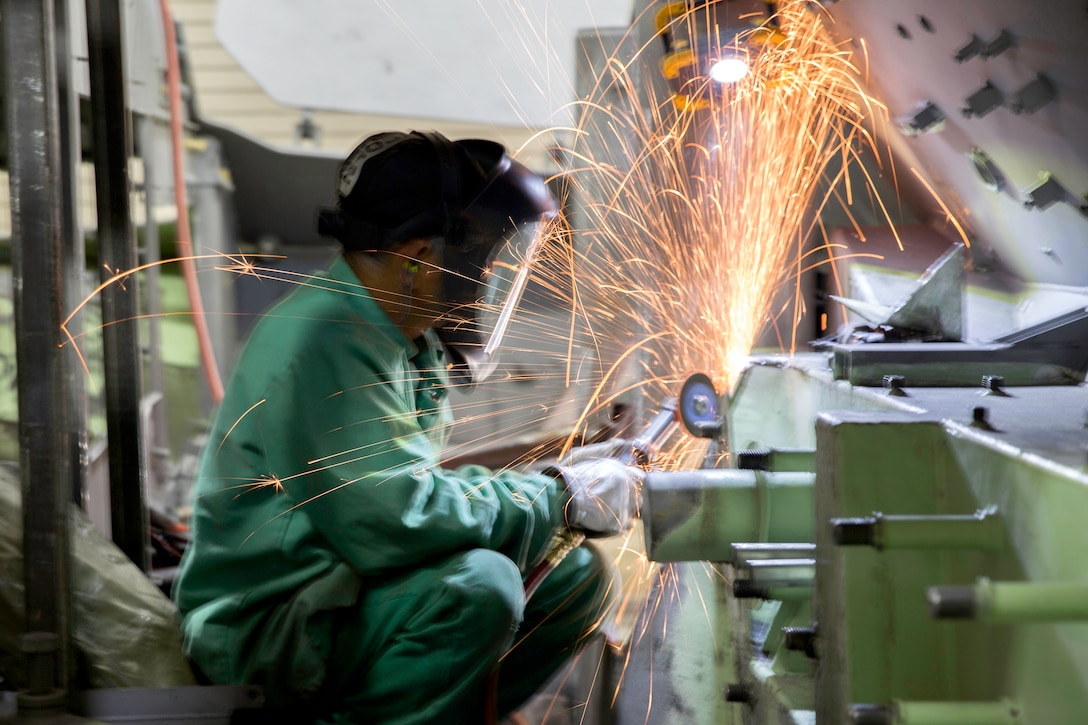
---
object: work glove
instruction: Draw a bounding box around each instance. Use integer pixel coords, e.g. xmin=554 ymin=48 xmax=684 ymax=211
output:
xmin=550 ymin=457 xmax=644 ymax=536
xmin=553 ymin=438 xmax=637 ymax=467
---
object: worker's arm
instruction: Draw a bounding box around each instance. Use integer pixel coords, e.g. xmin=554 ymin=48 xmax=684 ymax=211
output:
xmin=258 ymin=345 xmax=567 ymax=577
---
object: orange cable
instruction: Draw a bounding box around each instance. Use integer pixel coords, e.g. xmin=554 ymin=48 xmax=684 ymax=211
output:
xmin=158 ymin=0 xmax=224 ymax=404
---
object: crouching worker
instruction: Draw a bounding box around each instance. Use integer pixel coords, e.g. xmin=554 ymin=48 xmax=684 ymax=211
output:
xmin=173 ymin=131 xmax=643 ymax=724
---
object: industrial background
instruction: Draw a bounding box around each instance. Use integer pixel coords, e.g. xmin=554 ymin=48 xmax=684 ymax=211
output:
xmin=1 ymin=0 xmax=1087 ymax=723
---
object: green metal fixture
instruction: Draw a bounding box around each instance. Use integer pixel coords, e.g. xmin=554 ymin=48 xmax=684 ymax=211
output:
xmin=851 ymin=699 xmax=1021 ymax=724
xmin=642 ymin=470 xmax=815 ymax=562
xmin=832 ymin=509 xmax=1004 ymax=551
xmin=928 ymin=579 xmax=1088 ymax=623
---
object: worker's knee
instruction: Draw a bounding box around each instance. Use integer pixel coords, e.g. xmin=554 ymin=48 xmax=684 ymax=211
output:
xmin=439 ymin=548 xmax=526 ymax=633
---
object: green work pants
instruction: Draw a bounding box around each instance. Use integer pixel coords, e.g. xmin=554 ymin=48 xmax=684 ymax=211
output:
xmin=312 ymin=545 xmax=615 ymax=724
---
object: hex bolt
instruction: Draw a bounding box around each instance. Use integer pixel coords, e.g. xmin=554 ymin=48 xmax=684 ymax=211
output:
xmin=930 ymin=581 xmax=1088 ymax=623
xmin=850 ymin=704 xmax=895 ymax=725
xmin=883 ymin=374 xmax=907 ymax=396
xmin=832 ymin=517 xmax=877 ymax=546
xmin=982 ymin=375 xmax=1009 ymax=396
xmin=732 ymin=580 xmax=768 ymax=599
xmin=1024 ymin=173 xmax=1071 ymax=211
xmin=980 ymin=29 xmax=1014 ymax=58
xmin=971 ymin=406 xmax=995 ymax=430
xmin=962 ymin=81 xmax=1004 ymax=119
xmin=898 ymin=102 xmax=944 ymax=135
xmin=736 ymin=449 xmax=771 ymax=471
xmin=927 ymin=585 xmax=979 ymax=619
xmin=954 ymin=34 xmax=984 ymax=62
xmin=724 ymin=683 xmax=753 ymax=705
xmin=1010 ymin=73 xmax=1056 ymax=114
xmin=782 ymin=626 xmax=818 ymax=658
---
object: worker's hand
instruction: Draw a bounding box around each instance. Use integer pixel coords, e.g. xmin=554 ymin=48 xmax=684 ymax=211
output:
xmin=556 ymin=438 xmax=636 ymax=467
xmin=553 ymin=458 xmax=644 ymax=536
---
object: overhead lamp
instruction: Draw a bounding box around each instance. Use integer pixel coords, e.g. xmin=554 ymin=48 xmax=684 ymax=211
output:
xmin=709 ymin=55 xmax=750 ymax=84
xmin=655 ymin=0 xmax=785 ymax=107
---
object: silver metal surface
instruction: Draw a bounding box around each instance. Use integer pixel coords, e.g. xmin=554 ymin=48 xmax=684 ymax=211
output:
xmin=833 ymin=244 xmax=966 ymax=341
xmin=827 ymin=0 xmax=1088 ymax=288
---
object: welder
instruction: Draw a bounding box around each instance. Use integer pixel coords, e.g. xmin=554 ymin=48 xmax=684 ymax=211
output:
xmin=173 ymin=131 xmax=643 ymax=724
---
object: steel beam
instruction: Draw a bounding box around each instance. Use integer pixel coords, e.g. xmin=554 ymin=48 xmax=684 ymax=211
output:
xmin=3 ymin=0 xmax=75 ymax=706
xmin=86 ymin=0 xmax=149 ymax=570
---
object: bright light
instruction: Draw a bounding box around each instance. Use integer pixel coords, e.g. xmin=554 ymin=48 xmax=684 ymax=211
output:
xmin=709 ymin=57 xmax=749 ymax=84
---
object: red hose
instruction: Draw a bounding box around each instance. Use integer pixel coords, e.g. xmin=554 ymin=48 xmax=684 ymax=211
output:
xmin=158 ymin=0 xmax=224 ymax=404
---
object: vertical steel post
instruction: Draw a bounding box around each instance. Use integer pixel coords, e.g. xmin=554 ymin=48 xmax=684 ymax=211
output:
xmin=3 ymin=0 xmax=74 ymax=706
xmin=55 ymin=0 xmax=89 ymax=697
xmin=55 ymin=0 xmax=89 ymax=509
xmin=86 ymin=0 xmax=150 ymax=570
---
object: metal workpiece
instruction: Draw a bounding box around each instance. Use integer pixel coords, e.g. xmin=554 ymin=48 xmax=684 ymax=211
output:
xmin=927 ymin=579 xmax=1088 ymax=623
xmin=730 ymin=543 xmax=815 ymax=563
xmin=830 ymin=307 xmax=1088 ymax=387
xmin=831 ymin=509 xmax=1002 ymax=551
xmin=642 ymin=470 xmax=815 ymax=562
xmin=735 ymin=448 xmax=815 ymax=472
xmin=623 ymin=396 xmax=678 ymax=466
xmin=831 ymin=244 xmax=965 ymax=343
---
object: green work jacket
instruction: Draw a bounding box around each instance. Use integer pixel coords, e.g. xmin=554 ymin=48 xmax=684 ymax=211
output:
xmin=173 ymin=256 xmax=566 ymax=696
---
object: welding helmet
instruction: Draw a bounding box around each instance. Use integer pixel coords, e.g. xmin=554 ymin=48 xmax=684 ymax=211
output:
xmin=317 ymin=131 xmax=558 ymax=386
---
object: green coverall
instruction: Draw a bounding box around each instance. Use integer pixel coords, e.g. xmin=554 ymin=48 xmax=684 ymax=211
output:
xmin=173 ymin=257 xmax=615 ymax=723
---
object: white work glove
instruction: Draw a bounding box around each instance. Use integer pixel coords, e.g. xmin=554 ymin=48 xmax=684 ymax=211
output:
xmin=553 ymin=458 xmax=644 ymax=536
xmin=553 ymin=439 xmax=637 ymax=467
